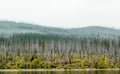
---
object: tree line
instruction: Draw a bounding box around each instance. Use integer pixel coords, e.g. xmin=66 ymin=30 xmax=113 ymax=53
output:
xmin=0 ymin=33 xmax=120 ymax=69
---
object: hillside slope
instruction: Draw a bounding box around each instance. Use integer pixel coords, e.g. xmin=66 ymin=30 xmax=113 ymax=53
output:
xmin=0 ymin=21 xmax=120 ymax=39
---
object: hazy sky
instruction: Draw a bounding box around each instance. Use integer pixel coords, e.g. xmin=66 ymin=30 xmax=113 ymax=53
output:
xmin=0 ymin=0 xmax=120 ymax=28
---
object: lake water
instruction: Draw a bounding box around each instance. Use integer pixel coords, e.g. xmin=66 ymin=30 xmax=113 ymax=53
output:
xmin=0 ymin=70 xmax=120 ymax=74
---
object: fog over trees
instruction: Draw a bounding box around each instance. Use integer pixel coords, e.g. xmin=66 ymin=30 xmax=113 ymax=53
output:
xmin=0 ymin=21 xmax=120 ymax=69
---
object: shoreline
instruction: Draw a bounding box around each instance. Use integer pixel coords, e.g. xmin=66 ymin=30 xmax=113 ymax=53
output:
xmin=0 ymin=69 xmax=120 ymax=72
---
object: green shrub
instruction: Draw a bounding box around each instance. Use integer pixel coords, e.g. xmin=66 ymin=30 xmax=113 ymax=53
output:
xmin=30 ymin=59 xmax=40 ymax=68
xmin=47 ymin=62 xmax=57 ymax=68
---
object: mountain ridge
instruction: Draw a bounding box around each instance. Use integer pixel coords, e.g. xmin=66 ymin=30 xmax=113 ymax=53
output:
xmin=0 ymin=21 xmax=120 ymax=39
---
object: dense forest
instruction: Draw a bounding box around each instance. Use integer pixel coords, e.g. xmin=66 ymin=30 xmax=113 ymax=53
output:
xmin=0 ymin=21 xmax=120 ymax=69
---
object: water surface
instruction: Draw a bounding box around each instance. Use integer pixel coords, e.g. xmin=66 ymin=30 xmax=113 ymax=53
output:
xmin=0 ymin=70 xmax=120 ymax=74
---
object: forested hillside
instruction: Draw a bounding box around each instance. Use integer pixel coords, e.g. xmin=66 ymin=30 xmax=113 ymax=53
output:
xmin=0 ymin=21 xmax=120 ymax=69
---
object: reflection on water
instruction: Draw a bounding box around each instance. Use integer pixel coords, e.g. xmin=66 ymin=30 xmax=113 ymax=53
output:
xmin=0 ymin=70 xmax=120 ymax=74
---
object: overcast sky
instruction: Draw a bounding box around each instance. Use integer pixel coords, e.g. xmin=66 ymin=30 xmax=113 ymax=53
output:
xmin=0 ymin=0 xmax=120 ymax=28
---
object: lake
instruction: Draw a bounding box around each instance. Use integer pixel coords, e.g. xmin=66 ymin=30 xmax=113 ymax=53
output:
xmin=0 ymin=70 xmax=120 ymax=74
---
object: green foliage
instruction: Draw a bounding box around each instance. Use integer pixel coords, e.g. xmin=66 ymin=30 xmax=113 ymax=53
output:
xmin=39 ymin=61 xmax=47 ymax=68
xmin=30 ymin=59 xmax=40 ymax=69
xmin=79 ymin=58 xmax=90 ymax=69
xmin=56 ymin=65 xmax=62 ymax=69
xmin=47 ymin=62 xmax=57 ymax=69
xmin=0 ymin=54 xmax=120 ymax=69
xmin=4 ymin=62 xmax=14 ymax=69
xmin=98 ymin=55 xmax=109 ymax=69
